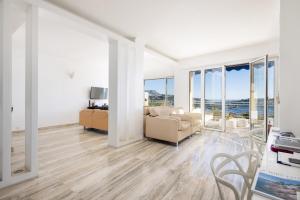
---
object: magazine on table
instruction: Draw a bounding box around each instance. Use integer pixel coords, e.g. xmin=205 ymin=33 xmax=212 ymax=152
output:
xmin=252 ymin=170 xmax=300 ymax=200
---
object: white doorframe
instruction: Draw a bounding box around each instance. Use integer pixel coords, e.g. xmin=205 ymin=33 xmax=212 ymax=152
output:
xmin=249 ymin=55 xmax=268 ymax=142
xmin=0 ymin=0 xmax=38 ymax=189
xmin=201 ymin=69 xmax=205 ymax=128
xmin=0 ymin=0 xmax=13 ymax=184
xmin=273 ymin=57 xmax=280 ymax=127
xmin=222 ymin=66 xmax=226 ymax=132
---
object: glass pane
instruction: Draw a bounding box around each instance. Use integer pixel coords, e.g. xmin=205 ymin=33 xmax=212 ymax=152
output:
xmin=225 ymin=64 xmax=250 ymax=134
xmin=267 ymin=61 xmax=275 ymax=128
xmin=144 ymin=79 xmax=166 ymax=106
xmin=250 ymin=59 xmax=266 ymax=140
xmin=190 ymin=71 xmax=201 ymax=113
xmin=204 ymin=68 xmax=222 ymax=129
xmin=166 ymin=78 xmax=174 ymax=106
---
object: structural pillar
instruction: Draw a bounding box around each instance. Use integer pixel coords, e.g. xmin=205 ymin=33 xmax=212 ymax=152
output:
xmin=108 ymin=38 xmax=144 ymax=147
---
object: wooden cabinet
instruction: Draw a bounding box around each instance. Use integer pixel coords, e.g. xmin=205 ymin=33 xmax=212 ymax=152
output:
xmin=79 ymin=109 xmax=108 ymax=131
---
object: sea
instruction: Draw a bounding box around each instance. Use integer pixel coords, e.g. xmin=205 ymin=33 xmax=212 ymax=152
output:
xmin=193 ymin=99 xmax=274 ymax=118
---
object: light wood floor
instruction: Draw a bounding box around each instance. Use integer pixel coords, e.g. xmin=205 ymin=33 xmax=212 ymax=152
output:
xmin=1 ymin=125 xmax=247 ymax=200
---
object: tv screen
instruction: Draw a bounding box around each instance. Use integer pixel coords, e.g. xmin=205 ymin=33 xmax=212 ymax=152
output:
xmin=90 ymin=87 xmax=108 ymax=99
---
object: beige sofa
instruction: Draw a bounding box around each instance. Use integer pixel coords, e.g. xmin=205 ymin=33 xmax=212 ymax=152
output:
xmin=144 ymin=106 xmax=201 ymax=146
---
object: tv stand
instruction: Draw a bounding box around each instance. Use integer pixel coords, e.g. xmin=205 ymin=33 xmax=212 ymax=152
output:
xmin=87 ymin=105 xmax=109 ymax=110
xmin=79 ymin=109 xmax=108 ymax=131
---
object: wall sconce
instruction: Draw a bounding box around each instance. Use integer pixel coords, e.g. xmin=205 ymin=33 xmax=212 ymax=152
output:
xmin=67 ymin=71 xmax=75 ymax=79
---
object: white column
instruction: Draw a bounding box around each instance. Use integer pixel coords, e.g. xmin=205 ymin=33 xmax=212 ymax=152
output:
xmin=108 ymin=39 xmax=119 ymax=147
xmin=280 ymin=0 xmax=300 ymax=136
xmin=108 ymin=39 xmax=144 ymax=147
xmin=0 ymin=0 xmax=12 ymax=183
xmin=25 ymin=4 xmax=38 ymax=174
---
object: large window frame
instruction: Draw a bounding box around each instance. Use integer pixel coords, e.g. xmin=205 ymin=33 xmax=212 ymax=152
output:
xmin=204 ymin=67 xmax=223 ymax=130
xmin=144 ymin=77 xmax=174 ymax=107
xmin=188 ymin=57 xmax=279 ymax=132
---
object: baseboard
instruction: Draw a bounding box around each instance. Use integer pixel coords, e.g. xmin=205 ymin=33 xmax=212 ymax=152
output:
xmin=38 ymin=123 xmax=80 ymax=131
xmin=12 ymin=123 xmax=80 ymax=133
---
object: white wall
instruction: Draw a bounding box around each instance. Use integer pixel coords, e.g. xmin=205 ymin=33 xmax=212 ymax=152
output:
xmin=280 ymin=0 xmax=300 ymax=136
xmin=11 ymin=9 xmax=174 ymax=132
xmin=12 ymin=10 xmax=109 ymax=131
xmin=144 ymin=51 xmax=177 ymax=79
xmin=175 ymin=41 xmax=279 ymax=111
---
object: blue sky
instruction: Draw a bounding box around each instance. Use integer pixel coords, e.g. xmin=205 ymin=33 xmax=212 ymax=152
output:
xmin=192 ymin=67 xmax=250 ymax=100
xmin=226 ymin=68 xmax=250 ymax=100
xmin=205 ymin=69 xmax=222 ymax=100
xmin=144 ymin=78 xmax=174 ymax=95
xmin=191 ymin=63 xmax=274 ymax=100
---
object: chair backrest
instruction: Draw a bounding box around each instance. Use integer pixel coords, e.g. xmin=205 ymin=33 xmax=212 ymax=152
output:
xmin=210 ymin=151 xmax=260 ymax=200
xmin=249 ymin=129 xmax=266 ymax=157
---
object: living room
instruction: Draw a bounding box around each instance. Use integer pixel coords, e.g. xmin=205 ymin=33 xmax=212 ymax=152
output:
xmin=1 ymin=0 xmax=300 ymax=199
xmin=5 ymin=0 xmax=177 ymax=184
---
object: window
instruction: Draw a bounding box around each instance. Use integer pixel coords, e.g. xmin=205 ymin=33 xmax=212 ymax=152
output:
xmin=144 ymin=77 xmax=174 ymax=107
xmin=166 ymin=78 xmax=174 ymax=106
xmin=189 ymin=71 xmax=201 ymax=113
xmin=204 ymin=68 xmax=223 ymax=130
xmin=188 ymin=57 xmax=277 ymax=134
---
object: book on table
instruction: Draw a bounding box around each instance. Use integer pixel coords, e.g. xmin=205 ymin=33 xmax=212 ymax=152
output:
xmin=252 ymin=170 xmax=300 ymax=200
xmin=274 ymin=137 xmax=300 ymax=153
xmin=277 ymin=152 xmax=300 ymax=168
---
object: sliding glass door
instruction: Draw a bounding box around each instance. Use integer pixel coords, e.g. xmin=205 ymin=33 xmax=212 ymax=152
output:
xmin=250 ymin=56 xmax=268 ymax=141
xmin=188 ymin=55 xmax=275 ymax=135
xmin=225 ymin=64 xmax=250 ymax=133
xmin=204 ymin=68 xmax=222 ymax=130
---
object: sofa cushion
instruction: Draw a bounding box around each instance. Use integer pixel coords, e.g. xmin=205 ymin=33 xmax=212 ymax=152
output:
xmin=169 ymin=115 xmax=181 ymax=121
xmin=178 ymin=121 xmax=191 ymax=131
xmin=170 ymin=113 xmax=192 ymax=121
xmin=144 ymin=107 xmax=150 ymax=115
xmin=149 ymin=106 xmax=171 ymax=117
xmin=148 ymin=107 xmax=159 ymax=117
xmin=171 ymin=107 xmax=184 ymax=114
xmin=158 ymin=106 xmax=172 ymax=116
xmin=185 ymin=113 xmax=201 ymax=125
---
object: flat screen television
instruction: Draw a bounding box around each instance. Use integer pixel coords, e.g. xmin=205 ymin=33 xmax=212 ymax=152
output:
xmin=90 ymin=87 xmax=108 ymax=99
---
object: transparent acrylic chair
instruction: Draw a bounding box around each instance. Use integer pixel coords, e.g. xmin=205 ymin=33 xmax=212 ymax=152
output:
xmin=210 ymin=151 xmax=261 ymax=200
xmin=239 ymin=128 xmax=266 ymax=157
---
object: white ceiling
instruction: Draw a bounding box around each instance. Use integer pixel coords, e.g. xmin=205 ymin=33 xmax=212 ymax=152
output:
xmin=46 ymin=0 xmax=280 ymax=60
